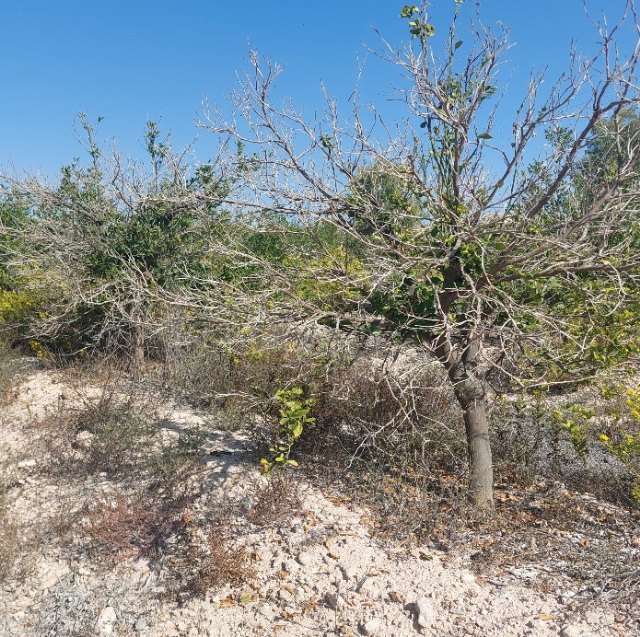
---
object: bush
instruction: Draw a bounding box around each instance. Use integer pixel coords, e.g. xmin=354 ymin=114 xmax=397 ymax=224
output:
xmin=164 ymin=332 xmax=331 ymax=420
xmin=35 ymin=366 xmax=160 ymax=477
xmin=312 ymin=354 xmax=464 ymax=477
xmin=489 ymin=382 xmax=640 ymax=506
xmin=0 ymin=338 xmax=21 ymax=405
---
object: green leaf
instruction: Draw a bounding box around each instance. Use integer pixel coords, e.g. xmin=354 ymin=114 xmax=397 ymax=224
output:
xmin=400 ymin=5 xmax=420 ymax=18
xmin=454 ymin=40 xmax=463 ymax=49
xmin=477 ymin=132 xmax=493 ymax=140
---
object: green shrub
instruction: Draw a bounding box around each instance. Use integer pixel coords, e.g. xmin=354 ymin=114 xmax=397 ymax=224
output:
xmin=260 ymin=387 xmax=315 ymax=474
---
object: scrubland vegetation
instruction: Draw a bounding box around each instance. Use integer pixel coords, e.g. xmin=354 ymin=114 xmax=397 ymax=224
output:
xmin=2 ymin=2 xmax=640 ymax=634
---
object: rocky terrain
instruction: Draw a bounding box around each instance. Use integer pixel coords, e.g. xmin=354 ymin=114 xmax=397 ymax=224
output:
xmin=0 ymin=366 xmax=638 ymax=637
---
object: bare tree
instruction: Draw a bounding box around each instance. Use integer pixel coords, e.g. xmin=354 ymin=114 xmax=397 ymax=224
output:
xmin=1 ymin=117 xmax=237 ymax=368
xmin=199 ymin=1 xmax=640 ymax=506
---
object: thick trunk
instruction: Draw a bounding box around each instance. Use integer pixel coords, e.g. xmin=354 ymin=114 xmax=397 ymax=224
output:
xmin=432 ymin=327 xmax=494 ymax=506
xmin=454 ymin=380 xmax=494 ymax=507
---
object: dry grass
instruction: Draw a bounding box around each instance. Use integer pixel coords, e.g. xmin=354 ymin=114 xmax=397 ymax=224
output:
xmin=0 ymin=339 xmax=23 ymax=406
xmin=246 ymin=472 xmax=303 ymax=527
xmin=0 ymin=499 xmax=20 ymax=582
xmin=0 ymin=494 xmax=35 ymax=584
xmin=179 ymin=517 xmax=255 ymax=597
xmin=35 ymin=373 xmax=158 ymax=479
xmin=33 ymin=363 xmax=203 ymax=491
xmin=83 ymin=491 xmax=179 ymax=563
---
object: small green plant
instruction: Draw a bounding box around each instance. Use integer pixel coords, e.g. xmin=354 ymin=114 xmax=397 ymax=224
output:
xmin=599 ymin=386 xmax=640 ymax=501
xmin=260 ymin=387 xmax=315 ymax=474
xmin=552 ymin=403 xmax=595 ymax=459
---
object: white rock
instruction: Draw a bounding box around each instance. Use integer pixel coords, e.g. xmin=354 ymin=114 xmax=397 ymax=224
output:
xmin=95 ymin=606 xmax=117 ymax=636
xmin=361 ymin=617 xmax=382 ymax=635
xmin=75 ymin=430 xmax=94 ymax=449
xmin=278 ymin=587 xmax=294 ymax=603
xmin=297 ymin=552 xmax=313 ymax=566
xmin=17 ymin=459 xmax=36 ymax=469
xmin=416 ymin=596 xmax=435 ymax=629
xmin=134 ymin=617 xmax=148 ymax=632
xmin=461 ymin=572 xmax=476 ymax=584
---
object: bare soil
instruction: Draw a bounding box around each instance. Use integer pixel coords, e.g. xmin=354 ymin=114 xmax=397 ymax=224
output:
xmin=1 ymin=366 xmax=638 ymax=637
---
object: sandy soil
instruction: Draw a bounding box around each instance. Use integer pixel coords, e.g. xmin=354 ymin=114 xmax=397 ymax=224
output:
xmin=0 ymin=367 xmax=634 ymax=637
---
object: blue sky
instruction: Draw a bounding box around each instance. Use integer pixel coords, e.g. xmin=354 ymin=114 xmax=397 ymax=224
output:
xmin=1 ymin=1 xmax=635 ymax=179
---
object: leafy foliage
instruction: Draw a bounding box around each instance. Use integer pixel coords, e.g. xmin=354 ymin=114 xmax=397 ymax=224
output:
xmin=261 ymin=388 xmax=315 ymax=474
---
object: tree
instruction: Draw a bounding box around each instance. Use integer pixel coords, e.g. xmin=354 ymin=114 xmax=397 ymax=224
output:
xmin=202 ymin=1 xmax=640 ymax=506
xmin=3 ymin=117 xmax=237 ymax=365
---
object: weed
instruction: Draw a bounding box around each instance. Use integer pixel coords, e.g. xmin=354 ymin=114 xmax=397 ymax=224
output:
xmin=246 ymin=472 xmax=303 ymax=527
xmin=83 ymin=491 xmax=178 ymax=563
xmin=0 ymin=498 xmax=19 ymax=582
xmin=261 ymin=387 xmax=315 ymax=474
xmin=181 ymin=518 xmax=255 ymax=597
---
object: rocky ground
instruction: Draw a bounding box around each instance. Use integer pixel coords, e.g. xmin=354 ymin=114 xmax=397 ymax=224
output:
xmin=1 ymin=365 xmax=638 ymax=636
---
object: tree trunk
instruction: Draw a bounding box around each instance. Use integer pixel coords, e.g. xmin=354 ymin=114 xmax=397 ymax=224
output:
xmin=453 ymin=378 xmax=494 ymax=507
xmin=448 ymin=358 xmax=493 ymax=508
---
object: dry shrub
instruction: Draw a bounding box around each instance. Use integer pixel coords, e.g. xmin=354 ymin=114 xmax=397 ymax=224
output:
xmin=0 ymin=338 xmax=22 ymax=405
xmin=313 ymin=355 xmax=465 ymax=477
xmin=83 ymin=491 xmax=178 ymax=562
xmin=149 ymin=431 xmax=207 ymax=498
xmin=488 ymin=394 xmax=554 ymax=485
xmin=489 ymin=388 xmax=640 ymax=507
xmin=246 ymin=473 xmax=303 ymax=527
xmin=179 ymin=517 xmax=255 ymax=597
xmin=164 ymin=332 xmax=329 ymax=420
xmin=37 ymin=369 xmax=159 ymax=477
xmin=86 ymin=499 xmax=256 ymax=598
xmin=0 ymin=500 xmax=20 ymax=582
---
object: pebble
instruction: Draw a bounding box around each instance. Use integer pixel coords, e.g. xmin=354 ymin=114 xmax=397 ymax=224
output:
xmin=297 ymin=552 xmax=313 ymax=566
xmin=560 ymin=626 xmax=586 ymax=637
xmin=134 ymin=617 xmax=148 ymax=632
xmin=95 ymin=606 xmax=117 ymax=636
xmin=361 ymin=617 xmax=382 ymax=635
xmin=74 ymin=430 xmax=94 ymax=449
xmin=278 ymin=587 xmax=294 ymax=603
xmin=416 ymin=596 xmax=435 ymax=629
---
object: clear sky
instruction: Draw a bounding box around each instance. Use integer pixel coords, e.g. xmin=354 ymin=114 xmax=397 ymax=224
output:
xmin=0 ymin=1 xmax=635 ymax=179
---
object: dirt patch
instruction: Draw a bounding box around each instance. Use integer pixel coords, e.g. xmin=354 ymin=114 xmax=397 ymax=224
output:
xmin=0 ymin=365 xmax=637 ymax=636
